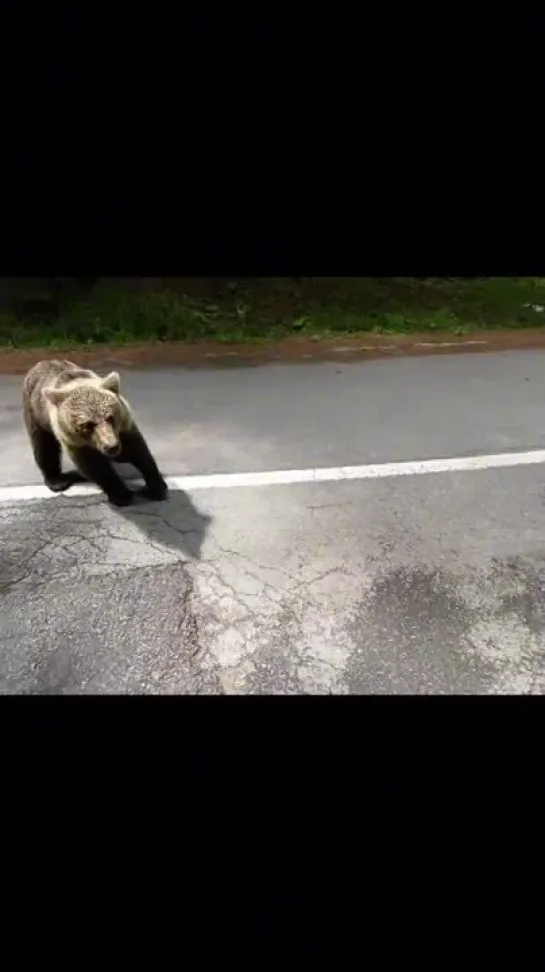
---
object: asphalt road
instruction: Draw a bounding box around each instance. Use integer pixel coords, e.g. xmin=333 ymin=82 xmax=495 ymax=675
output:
xmin=2 ymin=349 xmax=545 ymax=694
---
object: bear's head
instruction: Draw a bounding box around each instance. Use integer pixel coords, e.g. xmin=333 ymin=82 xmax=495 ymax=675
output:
xmin=43 ymin=372 xmax=127 ymax=456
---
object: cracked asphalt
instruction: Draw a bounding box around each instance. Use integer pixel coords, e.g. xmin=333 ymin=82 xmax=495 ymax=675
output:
xmin=2 ymin=349 xmax=545 ymax=694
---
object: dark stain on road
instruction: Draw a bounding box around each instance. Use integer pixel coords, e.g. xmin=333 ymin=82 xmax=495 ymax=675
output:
xmin=345 ymin=560 xmax=545 ymax=694
xmin=0 ymin=562 xmax=223 ymax=695
xmin=491 ymin=555 xmax=545 ymax=638
xmin=345 ymin=567 xmax=476 ymax=694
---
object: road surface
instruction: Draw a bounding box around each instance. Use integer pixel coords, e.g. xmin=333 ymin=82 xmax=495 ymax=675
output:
xmin=1 ymin=349 xmax=545 ymax=694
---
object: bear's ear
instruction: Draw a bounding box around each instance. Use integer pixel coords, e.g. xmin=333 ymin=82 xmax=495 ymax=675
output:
xmin=43 ymin=386 xmax=69 ymax=406
xmin=101 ymin=371 xmax=120 ymax=394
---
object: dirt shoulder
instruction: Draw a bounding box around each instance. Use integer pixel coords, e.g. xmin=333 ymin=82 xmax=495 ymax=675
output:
xmin=2 ymin=329 xmax=545 ymax=375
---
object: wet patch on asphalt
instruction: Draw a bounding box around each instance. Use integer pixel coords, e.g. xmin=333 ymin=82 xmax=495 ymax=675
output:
xmin=345 ymin=560 xmax=545 ymax=695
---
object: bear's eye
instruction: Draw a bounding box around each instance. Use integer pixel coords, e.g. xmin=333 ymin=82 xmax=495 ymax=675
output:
xmin=81 ymin=421 xmax=95 ymax=434
xmin=105 ymin=414 xmax=114 ymax=424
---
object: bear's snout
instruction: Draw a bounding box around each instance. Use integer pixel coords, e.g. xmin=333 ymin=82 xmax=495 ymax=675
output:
xmin=94 ymin=423 xmax=121 ymax=458
xmin=103 ymin=443 xmax=121 ymax=458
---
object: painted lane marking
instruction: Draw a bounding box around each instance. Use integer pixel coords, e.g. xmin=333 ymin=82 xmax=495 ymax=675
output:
xmin=1 ymin=448 xmax=545 ymax=503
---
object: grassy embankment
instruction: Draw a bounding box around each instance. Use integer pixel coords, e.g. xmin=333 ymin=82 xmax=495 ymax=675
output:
xmin=1 ymin=277 xmax=545 ymax=350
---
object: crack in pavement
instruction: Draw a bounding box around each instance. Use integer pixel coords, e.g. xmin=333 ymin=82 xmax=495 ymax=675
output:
xmin=0 ymin=496 xmax=362 ymax=693
xmin=9 ymin=480 xmax=545 ymax=695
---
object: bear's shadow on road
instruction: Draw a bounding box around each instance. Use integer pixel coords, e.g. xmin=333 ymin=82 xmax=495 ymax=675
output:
xmin=114 ymin=479 xmax=212 ymax=562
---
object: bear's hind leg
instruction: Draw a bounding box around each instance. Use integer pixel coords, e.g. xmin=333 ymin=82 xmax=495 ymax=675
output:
xmin=68 ymin=446 xmax=134 ymax=507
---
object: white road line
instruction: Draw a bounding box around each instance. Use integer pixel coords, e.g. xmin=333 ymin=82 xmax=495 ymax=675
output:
xmin=1 ymin=449 xmax=545 ymax=503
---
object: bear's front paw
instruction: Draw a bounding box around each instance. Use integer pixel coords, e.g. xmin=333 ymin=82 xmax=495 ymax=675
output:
xmin=107 ymin=489 xmax=134 ymax=507
xmin=141 ymin=478 xmax=169 ymax=501
xmin=44 ymin=476 xmax=72 ymax=493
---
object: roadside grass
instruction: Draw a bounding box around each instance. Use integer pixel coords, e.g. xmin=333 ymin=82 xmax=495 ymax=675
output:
xmin=1 ymin=277 xmax=545 ymax=350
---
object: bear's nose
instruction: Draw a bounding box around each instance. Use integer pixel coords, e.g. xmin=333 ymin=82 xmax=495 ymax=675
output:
xmin=105 ymin=444 xmax=121 ymax=458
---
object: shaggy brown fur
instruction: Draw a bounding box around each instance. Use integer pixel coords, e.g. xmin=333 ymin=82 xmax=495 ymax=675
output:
xmin=22 ymin=359 xmax=168 ymax=506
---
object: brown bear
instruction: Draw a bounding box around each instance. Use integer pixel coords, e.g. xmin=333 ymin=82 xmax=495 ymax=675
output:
xmin=22 ymin=359 xmax=168 ymax=506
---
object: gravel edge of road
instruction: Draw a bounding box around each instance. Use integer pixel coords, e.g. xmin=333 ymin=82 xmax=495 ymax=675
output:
xmin=1 ymin=329 xmax=545 ymax=374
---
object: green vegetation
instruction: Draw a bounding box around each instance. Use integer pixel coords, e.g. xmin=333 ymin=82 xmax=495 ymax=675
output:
xmin=1 ymin=277 xmax=545 ymax=350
